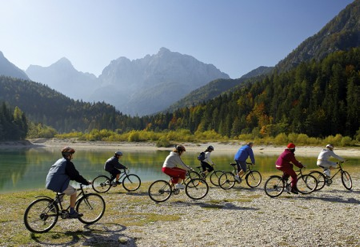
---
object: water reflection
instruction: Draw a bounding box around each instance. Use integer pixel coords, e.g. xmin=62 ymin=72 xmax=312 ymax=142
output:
xmin=0 ymin=147 xmax=358 ymax=193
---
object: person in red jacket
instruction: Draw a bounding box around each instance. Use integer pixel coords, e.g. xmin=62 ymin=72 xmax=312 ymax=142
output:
xmin=275 ymin=143 xmax=303 ymax=194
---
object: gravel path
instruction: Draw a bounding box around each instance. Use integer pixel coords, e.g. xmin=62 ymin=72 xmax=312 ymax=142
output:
xmin=63 ymin=175 xmax=360 ymax=247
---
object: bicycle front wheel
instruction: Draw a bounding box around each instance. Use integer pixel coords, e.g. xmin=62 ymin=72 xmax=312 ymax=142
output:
xmin=209 ymin=170 xmax=224 ymax=186
xmin=76 ymin=193 xmax=106 ymax=224
xmin=297 ymin=174 xmax=317 ymax=194
xmin=24 ymin=198 xmax=59 ymax=233
xmin=264 ymin=176 xmax=284 ymax=198
xmin=92 ymin=175 xmax=112 ymax=193
xmin=245 ymin=171 xmax=262 ymax=188
xmin=148 ymin=180 xmax=172 ymax=203
xmin=185 ymin=178 xmax=209 ymax=200
xmin=341 ymin=171 xmax=352 ymax=190
xmin=184 ymin=170 xmax=201 ymax=184
xmin=122 ymin=174 xmax=141 ymax=192
xmin=309 ymin=171 xmax=326 ymax=191
xmin=218 ymin=172 xmax=235 ymax=190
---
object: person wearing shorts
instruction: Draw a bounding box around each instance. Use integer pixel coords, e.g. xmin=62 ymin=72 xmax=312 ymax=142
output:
xmin=234 ymin=142 xmax=255 ymax=181
xmin=162 ymin=145 xmax=192 ymax=190
xmin=46 ymin=147 xmax=91 ymax=218
xmin=104 ymin=151 xmax=127 ymax=184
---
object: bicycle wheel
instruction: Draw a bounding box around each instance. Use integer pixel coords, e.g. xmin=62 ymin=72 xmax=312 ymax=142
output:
xmin=264 ymin=175 xmax=284 ymax=198
xmin=209 ymin=171 xmax=223 ymax=186
xmin=297 ymin=174 xmax=317 ymax=194
xmin=92 ymin=175 xmax=112 ymax=193
xmin=245 ymin=171 xmax=262 ymax=188
xmin=76 ymin=193 xmax=106 ymax=224
xmin=218 ymin=172 xmax=236 ymax=190
xmin=122 ymin=174 xmax=141 ymax=192
xmin=341 ymin=171 xmax=352 ymax=190
xmin=309 ymin=171 xmax=326 ymax=191
xmin=148 ymin=180 xmax=172 ymax=203
xmin=184 ymin=170 xmax=201 ymax=184
xmin=24 ymin=198 xmax=59 ymax=233
xmin=185 ymin=178 xmax=209 ymax=200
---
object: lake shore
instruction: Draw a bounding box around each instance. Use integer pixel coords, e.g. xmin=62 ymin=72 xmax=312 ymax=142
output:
xmin=6 ymin=138 xmax=360 ymax=157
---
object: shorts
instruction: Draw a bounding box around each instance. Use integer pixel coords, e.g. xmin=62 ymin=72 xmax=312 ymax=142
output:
xmin=235 ymin=160 xmax=247 ymax=173
xmin=317 ymin=160 xmax=337 ymax=169
xmin=63 ymin=184 xmax=76 ymax=196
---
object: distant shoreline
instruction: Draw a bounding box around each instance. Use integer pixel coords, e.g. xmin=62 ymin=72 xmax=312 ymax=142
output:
xmin=1 ymin=138 xmax=359 ymax=157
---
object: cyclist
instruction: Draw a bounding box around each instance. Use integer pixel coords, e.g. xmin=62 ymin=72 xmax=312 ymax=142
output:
xmin=104 ymin=151 xmax=128 ymax=185
xmin=162 ymin=144 xmax=192 ymax=189
xmin=200 ymin=145 xmax=215 ymax=177
xmin=234 ymin=142 xmax=255 ymax=182
xmin=275 ymin=143 xmax=303 ymax=194
xmin=45 ymin=147 xmax=92 ymax=218
xmin=317 ymin=144 xmax=345 ymax=178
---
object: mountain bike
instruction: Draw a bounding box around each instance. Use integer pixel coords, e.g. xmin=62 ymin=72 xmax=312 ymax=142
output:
xmin=92 ymin=168 xmax=141 ymax=193
xmin=218 ymin=162 xmax=262 ymax=190
xmin=24 ymin=184 xmax=106 ymax=233
xmin=264 ymin=167 xmax=317 ymax=198
xmin=309 ymin=161 xmax=352 ymax=191
xmin=184 ymin=165 xmax=224 ymax=186
xmin=148 ymin=177 xmax=209 ymax=203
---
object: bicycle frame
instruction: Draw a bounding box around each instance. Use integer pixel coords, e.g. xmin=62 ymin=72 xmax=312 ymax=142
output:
xmin=325 ymin=162 xmax=344 ymax=180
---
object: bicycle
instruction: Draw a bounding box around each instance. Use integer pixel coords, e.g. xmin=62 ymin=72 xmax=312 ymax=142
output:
xmin=264 ymin=167 xmax=317 ymax=198
xmin=148 ymin=176 xmax=209 ymax=203
xmin=185 ymin=165 xmax=224 ymax=187
xmin=218 ymin=162 xmax=262 ymax=190
xmin=309 ymin=161 xmax=352 ymax=191
xmin=92 ymin=168 xmax=141 ymax=193
xmin=24 ymin=184 xmax=106 ymax=233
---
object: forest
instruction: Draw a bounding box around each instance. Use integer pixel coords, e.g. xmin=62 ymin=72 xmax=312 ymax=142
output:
xmin=0 ymin=48 xmax=359 ymax=143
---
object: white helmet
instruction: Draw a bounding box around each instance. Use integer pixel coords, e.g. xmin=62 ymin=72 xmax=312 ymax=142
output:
xmin=326 ymin=144 xmax=334 ymax=150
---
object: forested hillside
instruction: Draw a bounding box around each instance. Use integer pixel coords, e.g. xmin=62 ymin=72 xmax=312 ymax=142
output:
xmin=142 ymin=48 xmax=360 ymax=139
xmin=0 ymin=103 xmax=27 ymax=141
xmin=0 ymin=76 xmax=134 ymax=133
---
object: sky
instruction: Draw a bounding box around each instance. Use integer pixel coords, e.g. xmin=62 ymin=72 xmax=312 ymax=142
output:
xmin=0 ymin=0 xmax=355 ymax=79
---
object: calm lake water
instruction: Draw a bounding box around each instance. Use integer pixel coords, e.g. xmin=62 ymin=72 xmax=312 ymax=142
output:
xmin=0 ymin=147 xmax=359 ymax=193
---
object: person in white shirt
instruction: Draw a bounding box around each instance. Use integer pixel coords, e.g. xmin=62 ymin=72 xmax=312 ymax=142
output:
xmin=162 ymin=145 xmax=192 ymax=189
xmin=317 ymin=144 xmax=345 ymax=177
xmin=200 ymin=145 xmax=215 ymax=177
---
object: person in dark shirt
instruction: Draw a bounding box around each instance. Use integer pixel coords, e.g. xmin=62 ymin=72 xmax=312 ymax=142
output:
xmin=104 ymin=151 xmax=127 ymax=184
xmin=46 ymin=147 xmax=91 ymax=218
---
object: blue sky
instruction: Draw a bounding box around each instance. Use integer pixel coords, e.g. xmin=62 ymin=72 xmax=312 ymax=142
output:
xmin=0 ymin=0 xmax=354 ymax=79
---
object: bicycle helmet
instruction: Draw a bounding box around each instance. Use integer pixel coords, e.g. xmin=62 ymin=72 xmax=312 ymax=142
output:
xmin=207 ymin=145 xmax=214 ymax=151
xmin=287 ymin=143 xmax=295 ymax=149
xmin=175 ymin=144 xmax=186 ymax=152
xmin=61 ymin=146 xmax=75 ymax=155
xmin=115 ymin=151 xmax=123 ymax=156
xmin=326 ymin=144 xmax=334 ymax=150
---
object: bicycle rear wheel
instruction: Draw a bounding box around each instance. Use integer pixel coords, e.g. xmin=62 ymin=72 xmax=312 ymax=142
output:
xmin=245 ymin=171 xmax=262 ymax=188
xmin=185 ymin=178 xmax=209 ymax=200
xmin=264 ymin=176 xmax=284 ymax=198
xmin=92 ymin=175 xmax=112 ymax=193
xmin=309 ymin=171 xmax=326 ymax=191
xmin=218 ymin=172 xmax=235 ymax=190
xmin=24 ymin=198 xmax=59 ymax=233
xmin=77 ymin=193 xmax=106 ymax=224
xmin=148 ymin=180 xmax=172 ymax=203
xmin=341 ymin=171 xmax=352 ymax=190
xmin=122 ymin=174 xmax=141 ymax=192
xmin=209 ymin=170 xmax=223 ymax=186
xmin=297 ymin=174 xmax=317 ymax=194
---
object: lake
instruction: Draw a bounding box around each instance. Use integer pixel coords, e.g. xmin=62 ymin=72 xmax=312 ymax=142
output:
xmin=0 ymin=147 xmax=359 ymax=193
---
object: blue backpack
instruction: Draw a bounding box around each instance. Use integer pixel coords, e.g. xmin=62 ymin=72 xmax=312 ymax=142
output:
xmin=197 ymin=152 xmax=205 ymax=161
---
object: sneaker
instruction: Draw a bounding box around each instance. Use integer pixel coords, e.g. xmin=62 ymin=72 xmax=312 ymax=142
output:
xmin=116 ymin=181 xmax=121 ymax=185
xmin=291 ymin=188 xmax=299 ymax=194
xmin=69 ymin=211 xmax=83 ymax=218
xmin=234 ymin=175 xmax=240 ymax=182
xmin=175 ymin=183 xmax=185 ymax=190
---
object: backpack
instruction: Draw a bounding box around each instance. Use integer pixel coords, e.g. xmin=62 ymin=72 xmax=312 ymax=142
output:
xmin=197 ymin=152 xmax=205 ymax=161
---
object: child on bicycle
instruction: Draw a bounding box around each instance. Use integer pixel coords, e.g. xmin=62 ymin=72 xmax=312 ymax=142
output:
xmin=104 ymin=151 xmax=128 ymax=185
xmin=45 ymin=147 xmax=92 ymax=218
xmin=275 ymin=143 xmax=303 ymax=194
xmin=162 ymin=145 xmax=192 ymax=190
xmin=317 ymin=144 xmax=345 ymax=178
xmin=200 ymin=145 xmax=215 ymax=177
